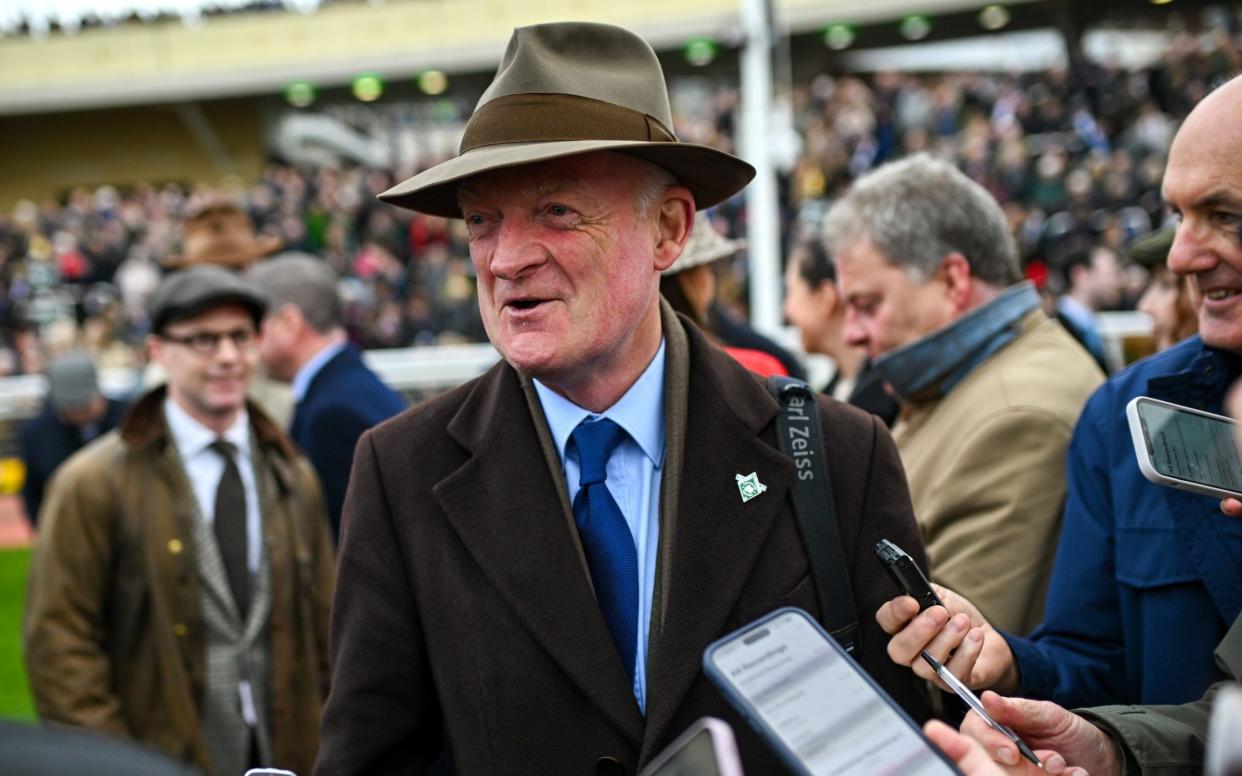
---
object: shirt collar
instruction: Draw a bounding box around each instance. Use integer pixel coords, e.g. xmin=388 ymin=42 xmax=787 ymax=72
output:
xmin=164 ymin=395 xmax=251 ymax=460
xmin=533 ymin=339 xmax=666 ymax=468
xmin=292 ymin=340 xmax=348 ymax=402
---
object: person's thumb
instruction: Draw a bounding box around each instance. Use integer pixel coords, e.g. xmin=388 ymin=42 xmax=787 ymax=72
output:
xmin=980 ymin=691 xmax=1056 ymax=734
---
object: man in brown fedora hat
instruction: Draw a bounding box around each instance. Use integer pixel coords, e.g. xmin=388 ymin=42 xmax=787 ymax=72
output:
xmin=167 ymin=196 xmax=283 ymax=271
xmin=317 ymin=21 xmax=929 ymax=775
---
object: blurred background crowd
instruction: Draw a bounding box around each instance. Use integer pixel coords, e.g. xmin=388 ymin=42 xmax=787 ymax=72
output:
xmin=2 ymin=1 xmax=1242 ymax=771
xmin=1 ymin=20 xmax=1238 ymax=381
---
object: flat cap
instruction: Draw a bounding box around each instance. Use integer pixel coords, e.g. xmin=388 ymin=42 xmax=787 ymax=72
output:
xmin=148 ymin=265 xmax=267 ymax=333
xmin=45 ymin=351 xmax=100 ymax=412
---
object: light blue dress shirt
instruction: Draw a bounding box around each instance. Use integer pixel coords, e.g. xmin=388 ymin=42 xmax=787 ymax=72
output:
xmin=533 ymin=340 xmax=666 ymax=713
xmin=164 ymin=398 xmax=262 ymax=574
xmin=291 ymin=340 xmax=348 ymax=402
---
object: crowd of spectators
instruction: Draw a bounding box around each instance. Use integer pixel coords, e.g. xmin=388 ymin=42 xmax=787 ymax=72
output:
xmin=0 ymin=30 xmax=1239 ymax=382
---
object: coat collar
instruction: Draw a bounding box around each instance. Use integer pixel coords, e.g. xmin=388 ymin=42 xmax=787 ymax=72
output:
xmin=434 ymin=310 xmax=793 ymax=751
xmin=120 ymin=385 xmax=301 ymax=492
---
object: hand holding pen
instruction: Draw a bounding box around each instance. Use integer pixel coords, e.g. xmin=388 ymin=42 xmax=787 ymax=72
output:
xmin=874 ymin=541 xmax=1042 ymax=766
xmin=921 ymin=651 xmax=1042 ymax=767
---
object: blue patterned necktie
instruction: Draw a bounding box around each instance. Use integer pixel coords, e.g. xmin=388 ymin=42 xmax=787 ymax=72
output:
xmin=571 ymin=417 xmax=639 ymax=685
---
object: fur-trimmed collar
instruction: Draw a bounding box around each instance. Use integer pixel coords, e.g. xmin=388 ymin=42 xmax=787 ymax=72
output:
xmin=120 ymin=384 xmax=298 ymax=460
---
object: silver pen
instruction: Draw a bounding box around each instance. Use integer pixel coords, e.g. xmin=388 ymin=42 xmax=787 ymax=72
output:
xmin=921 ymin=650 xmax=1042 ymax=768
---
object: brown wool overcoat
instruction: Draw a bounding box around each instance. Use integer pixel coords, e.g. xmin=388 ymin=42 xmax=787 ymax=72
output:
xmin=23 ymin=388 xmax=335 ymax=775
xmin=317 ymin=312 xmax=932 ymax=775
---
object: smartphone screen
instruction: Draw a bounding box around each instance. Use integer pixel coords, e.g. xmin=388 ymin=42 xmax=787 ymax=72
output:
xmin=641 ymin=717 xmax=742 ymax=776
xmin=706 ymin=609 xmax=958 ymax=776
xmin=1136 ymin=399 xmax=1242 ymax=492
xmin=645 ymin=728 xmax=722 ymax=776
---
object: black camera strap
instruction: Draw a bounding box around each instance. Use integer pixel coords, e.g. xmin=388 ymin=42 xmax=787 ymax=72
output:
xmin=767 ymin=375 xmax=860 ymax=655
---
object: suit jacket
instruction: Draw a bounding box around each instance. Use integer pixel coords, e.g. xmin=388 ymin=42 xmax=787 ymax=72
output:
xmin=291 ymin=345 xmax=406 ymax=538
xmin=21 ymin=397 xmax=127 ymax=524
xmin=315 ymin=310 xmax=930 ymax=775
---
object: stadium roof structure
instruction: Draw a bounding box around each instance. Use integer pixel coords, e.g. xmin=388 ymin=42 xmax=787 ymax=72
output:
xmin=0 ymin=0 xmax=1067 ymax=116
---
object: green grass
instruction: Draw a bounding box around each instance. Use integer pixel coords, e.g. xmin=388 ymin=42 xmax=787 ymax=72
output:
xmin=0 ymin=547 xmax=33 ymax=720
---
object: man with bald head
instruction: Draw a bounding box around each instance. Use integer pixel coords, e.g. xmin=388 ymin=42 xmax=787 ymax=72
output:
xmin=877 ymin=74 xmax=1242 ymax=718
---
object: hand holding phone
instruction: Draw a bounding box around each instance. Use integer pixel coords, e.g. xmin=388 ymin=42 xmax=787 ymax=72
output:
xmin=704 ymin=607 xmax=964 ymax=776
xmin=876 ymin=539 xmax=943 ymax=611
xmin=1127 ymin=396 xmax=1242 ymax=500
xmin=874 ymin=540 xmax=1041 ymax=768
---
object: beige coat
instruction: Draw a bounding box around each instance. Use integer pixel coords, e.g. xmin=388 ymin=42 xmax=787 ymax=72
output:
xmin=894 ymin=311 xmax=1104 ymax=634
xmin=23 ymin=387 xmax=335 ymax=775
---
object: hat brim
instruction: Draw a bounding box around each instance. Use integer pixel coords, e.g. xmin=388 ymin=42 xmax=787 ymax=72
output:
xmin=1128 ymin=229 xmax=1175 ymax=267
xmin=153 ymin=290 xmax=268 ymax=334
xmin=379 ymin=140 xmax=756 ymax=218
xmin=163 ymin=235 xmax=284 ymax=270
xmin=662 ymin=237 xmax=746 ymax=275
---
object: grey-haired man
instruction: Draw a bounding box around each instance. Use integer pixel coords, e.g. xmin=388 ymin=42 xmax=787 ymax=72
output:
xmin=826 ymin=154 xmax=1104 ymax=636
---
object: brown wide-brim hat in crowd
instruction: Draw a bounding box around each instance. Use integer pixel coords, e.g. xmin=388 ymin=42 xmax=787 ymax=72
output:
xmin=379 ymin=21 xmax=756 ymax=218
xmin=165 ymin=197 xmax=282 ymax=270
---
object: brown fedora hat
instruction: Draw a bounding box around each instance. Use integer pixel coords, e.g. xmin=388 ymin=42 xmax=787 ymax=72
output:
xmin=165 ymin=197 xmax=282 ymax=270
xmin=379 ymin=22 xmax=755 ymax=218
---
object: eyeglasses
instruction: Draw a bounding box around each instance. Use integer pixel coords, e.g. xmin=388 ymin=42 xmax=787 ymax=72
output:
xmin=160 ymin=327 xmax=257 ymax=355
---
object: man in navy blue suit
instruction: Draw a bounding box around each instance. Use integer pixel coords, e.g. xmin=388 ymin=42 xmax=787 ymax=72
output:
xmin=21 ymin=351 xmax=127 ymax=525
xmin=247 ymin=253 xmax=406 ymax=539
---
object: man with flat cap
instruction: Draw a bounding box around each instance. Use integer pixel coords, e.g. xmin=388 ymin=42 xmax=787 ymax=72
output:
xmin=25 ymin=265 xmax=335 ymax=776
xmin=21 ymin=350 xmax=128 ymax=525
xmin=317 ymin=21 xmax=930 ymax=775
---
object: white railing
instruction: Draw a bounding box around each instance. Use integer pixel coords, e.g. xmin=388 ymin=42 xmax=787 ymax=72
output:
xmin=0 ymin=314 xmax=1157 ymax=425
xmin=0 ymin=343 xmax=501 ymax=424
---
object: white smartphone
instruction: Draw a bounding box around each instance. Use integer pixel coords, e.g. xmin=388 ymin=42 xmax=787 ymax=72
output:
xmin=702 ymin=607 xmax=962 ymax=776
xmin=1126 ymin=396 xmax=1242 ymax=500
xmin=639 ymin=717 xmax=745 ymax=776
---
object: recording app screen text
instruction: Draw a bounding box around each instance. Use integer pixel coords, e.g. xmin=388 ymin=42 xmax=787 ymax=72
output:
xmin=1140 ymin=401 xmax=1242 ymax=491
xmin=710 ymin=612 xmax=955 ymax=776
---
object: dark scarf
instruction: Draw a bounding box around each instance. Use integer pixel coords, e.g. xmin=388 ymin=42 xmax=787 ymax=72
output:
xmin=873 ymin=282 xmax=1041 ymax=404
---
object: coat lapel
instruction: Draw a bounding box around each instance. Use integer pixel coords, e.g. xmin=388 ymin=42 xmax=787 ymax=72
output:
xmin=159 ymin=441 xmax=242 ymax=624
xmin=641 ymin=326 xmax=795 ymax=756
xmin=433 ymin=363 xmax=645 ymax=745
